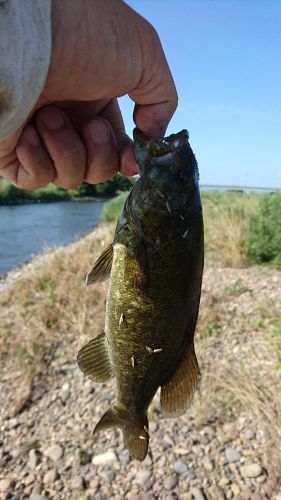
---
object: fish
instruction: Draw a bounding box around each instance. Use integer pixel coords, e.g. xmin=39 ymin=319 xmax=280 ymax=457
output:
xmin=77 ymin=128 xmax=204 ymax=461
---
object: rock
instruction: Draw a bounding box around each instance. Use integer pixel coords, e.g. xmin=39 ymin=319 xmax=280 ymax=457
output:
xmin=173 ymin=446 xmax=190 ymax=455
xmin=208 ymin=485 xmax=225 ymax=499
xmin=30 ymin=496 xmax=48 ymax=500
xmin=231 ymin=483 xmax=240 ymax=495
xmin=134 ymin=468 xmax=151 ymax=484
xmin=92 ymin=450 xmax=117 ymax=465
xmin=31 ymin=482 xmax=43 ymax=495
xmin=240 ymin=463 xmax=262 ymax=478
xmin=89 ymin=479 xmax=100 ymax=489
xmin=153 ymin=479 xmax=163 ymax=494
xmin=225 ymin=447 xmax=241 ymax=463
xmin=0 ymin=479 xmax=13 ymax=492
xmin=174 ymin=459 xmax=188 ymax=474
xmin=163 ymin=475 xmax=178 ymax=490
xmin=25 ymin=473 xmax=36 ymax=486
xmin=223 ymin=423 xmax=239 ymax=440
xmin=98 ymin=470 xmax=116 ymax=482
xmin=256 ymin=474 xmax=266 ymax=483
xmin=133 ymin=494 xmax=155 ymax=500
xmin=239 ymin=491 xmax=252 ymax=500
xmin=218 ymin=477 xmax=230 ymax=487
xmin=28 ymin=449 xmax=41 ymax=469
xmin=43 ymin=469 xmax=59 ymax=484
xmin=202 ymin=456 xmax=214 ymax=472
xmin=250 ymin=495 xmax=263 ymax=500
xmin=6 ymin=417 xmax=19 ymax=429
xmin=190 ymin=488 xmax=205 ymax=500
xmin=44 ymin=444 xmax=64 ymax=462
xmin=149 ymin=421 xmax=158 ymax=432
xmin=60 ymin=383 xmax=70 ymax=402
xmin=71 ymin=475 xmax=85 ymax=490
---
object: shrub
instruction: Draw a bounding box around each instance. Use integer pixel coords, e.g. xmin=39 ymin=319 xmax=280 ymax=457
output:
xmin=246 ymin=193 xmax=281 ymax=265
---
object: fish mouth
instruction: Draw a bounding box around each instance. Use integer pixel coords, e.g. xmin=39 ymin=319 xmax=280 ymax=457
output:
xmin=133 ymin=128 xmax=188 ymax=158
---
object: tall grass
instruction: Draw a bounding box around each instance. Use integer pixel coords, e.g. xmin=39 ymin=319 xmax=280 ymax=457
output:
xmin=100 ymin=191 xmax=129 ymax=222
xmin=202 ymin=192 xmax=260 ymax=266
xmin=100 ymin=190 xmax=261 ymax=267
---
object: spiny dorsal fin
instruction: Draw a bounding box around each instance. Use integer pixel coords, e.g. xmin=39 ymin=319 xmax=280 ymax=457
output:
xmin=86 ymin=244 xmax=113 ymax=285
xmin=160 ymin=343 xmax=199 ymax=417
xmin=77 ymin=332 xmax=113 ymax=383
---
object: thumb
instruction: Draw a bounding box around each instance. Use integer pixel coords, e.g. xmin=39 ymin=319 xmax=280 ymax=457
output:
xmin=129 ymin=27 xmax=178 ymax=139
xmin=133 ymin=101 xmax=177 ymax=139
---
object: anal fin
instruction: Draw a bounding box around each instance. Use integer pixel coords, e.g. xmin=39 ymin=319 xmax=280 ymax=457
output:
xmin=86 ymin=244 xmax=113 ymax=285
xmin=160 ymin=343 xmax=199 ymax=417
xmin=77 ymin=331 xmax=113 ymax=383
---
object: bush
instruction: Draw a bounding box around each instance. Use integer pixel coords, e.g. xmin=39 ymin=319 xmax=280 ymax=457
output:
xmin=246 ymin=193 xmax=281 ymax=265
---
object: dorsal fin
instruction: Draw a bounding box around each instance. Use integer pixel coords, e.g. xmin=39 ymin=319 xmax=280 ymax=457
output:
xmin=77 ymin=332 xmax=113 ymax=382
xmin=160 ymin=343 xmax=199 ymax=417
xmin=86 ymin=244 xmax=113 ymax=285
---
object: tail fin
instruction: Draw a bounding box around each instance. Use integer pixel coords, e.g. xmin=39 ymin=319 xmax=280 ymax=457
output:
xmin=93 ymin=407 xmax=149 ymax=462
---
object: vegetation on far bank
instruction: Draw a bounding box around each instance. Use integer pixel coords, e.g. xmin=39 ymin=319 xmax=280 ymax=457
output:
xmin=0 ymin=174 xmax=134 ymax=204
xmin=100 ymin=190 xmax=281 ymax=268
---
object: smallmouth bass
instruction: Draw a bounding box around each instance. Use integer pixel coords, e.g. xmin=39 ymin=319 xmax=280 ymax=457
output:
xmin=78 ymin=128 xmax=204 ymax=461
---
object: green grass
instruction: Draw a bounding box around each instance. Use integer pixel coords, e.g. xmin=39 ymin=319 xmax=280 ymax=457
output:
xmin=100 ymin=191 xmax=129 ymax=222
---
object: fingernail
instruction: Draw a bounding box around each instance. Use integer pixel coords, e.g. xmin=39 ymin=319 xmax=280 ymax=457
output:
xmin=40 ymin=108 xmax=64 ymax=130
xmin=23 ymin=126 xmax=40 ymax=146
xmin=88 ymin=120 xmax=110 ymax=144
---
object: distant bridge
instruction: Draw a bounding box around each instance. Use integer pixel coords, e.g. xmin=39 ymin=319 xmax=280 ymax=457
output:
xmin=200 ymin=184 xmax=281 ymax=193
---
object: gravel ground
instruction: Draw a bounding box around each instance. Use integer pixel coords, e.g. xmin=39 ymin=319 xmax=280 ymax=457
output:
xmin=0 ymin=244 xmax=280 ymax=499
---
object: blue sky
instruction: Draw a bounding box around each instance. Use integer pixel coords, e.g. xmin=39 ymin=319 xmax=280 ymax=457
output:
xmin=119 ymin=0 xmax=281 ymax=188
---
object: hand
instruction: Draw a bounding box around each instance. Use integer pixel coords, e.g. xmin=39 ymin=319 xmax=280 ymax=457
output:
xmin=0 ymin=0 xmax=177 ymax=190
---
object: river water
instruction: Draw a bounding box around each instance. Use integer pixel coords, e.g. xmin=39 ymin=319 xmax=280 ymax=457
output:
xmin=0 ymin=200 xmax=104 ymax=276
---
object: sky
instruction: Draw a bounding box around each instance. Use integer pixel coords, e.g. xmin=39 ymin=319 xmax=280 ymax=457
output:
xmin=119 ymin=0 xmax=281 ymax=188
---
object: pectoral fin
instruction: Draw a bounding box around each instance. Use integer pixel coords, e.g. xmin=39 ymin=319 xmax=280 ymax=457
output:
xmin=86 ymin=244 xmax=113 ymax=285
xmin=160 ymin=343 xmax=199 ymax=417
xmin=77 ymin=331 xmax=113 ymax=382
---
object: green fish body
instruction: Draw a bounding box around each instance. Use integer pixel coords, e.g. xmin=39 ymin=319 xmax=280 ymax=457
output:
xmin=78 ymin=128 xmax=204 ymax=461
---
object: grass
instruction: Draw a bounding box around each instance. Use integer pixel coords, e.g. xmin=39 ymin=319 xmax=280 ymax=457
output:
xmin=201 ymin=191 xmax=260 ymax=266
xmin=0 ymin=223 xmax=114 ymax=412
xmin=100 ymin=191 xmax=128 ymax=222
xmin=195 ymin=291 xmax=281 ymax=486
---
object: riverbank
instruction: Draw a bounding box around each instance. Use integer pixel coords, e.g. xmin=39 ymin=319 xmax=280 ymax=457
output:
xmin=0 ymin=175 xmax=134 ymax=205
xmin=0 ymin=223 xmax=280 ymax=499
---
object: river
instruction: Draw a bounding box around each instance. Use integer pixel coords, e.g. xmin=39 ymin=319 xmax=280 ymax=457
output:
xmin=0 ymin=200 xmax=104 ymax=276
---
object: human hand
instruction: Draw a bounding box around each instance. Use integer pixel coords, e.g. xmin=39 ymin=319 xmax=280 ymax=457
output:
xmin=0 ymin=0 xmax=177 ymax=190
